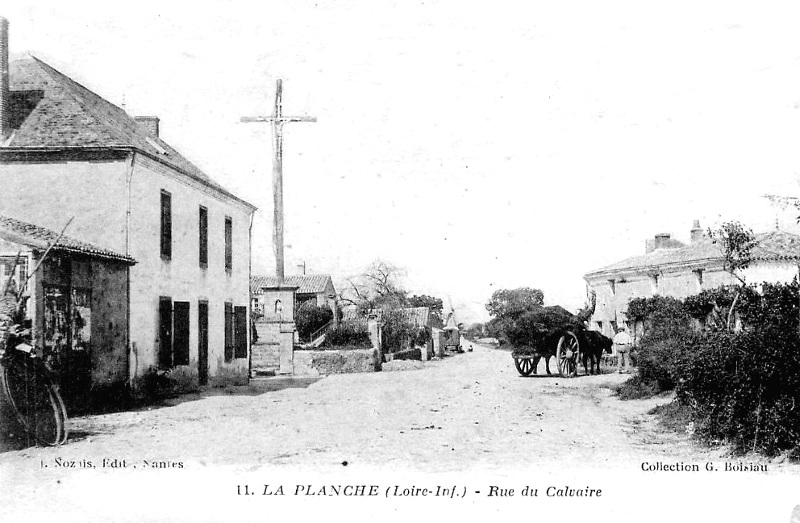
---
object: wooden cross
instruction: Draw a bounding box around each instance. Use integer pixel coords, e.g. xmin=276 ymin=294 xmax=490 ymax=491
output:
xmin=241 ymin=79 xmax=316 ymax=282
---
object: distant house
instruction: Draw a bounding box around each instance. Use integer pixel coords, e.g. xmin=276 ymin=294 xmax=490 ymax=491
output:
xmin=0 ymin=215 xmax=135 ymax=397
xmin=0 ymin=20 xmax=256 ymax=387
xmin=583 ymin=220 xmax=800 ymax=337
xmin=251 ymin=275 xmax=337 ymax=316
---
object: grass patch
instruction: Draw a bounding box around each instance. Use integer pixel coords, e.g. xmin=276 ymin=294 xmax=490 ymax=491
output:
xmin=614 ymin=375 xmax=662 ymax=400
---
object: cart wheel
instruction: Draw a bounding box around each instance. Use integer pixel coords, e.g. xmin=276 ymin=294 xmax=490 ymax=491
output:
xmin=1 ymin=356 xmax=67 ymax=446
xmin=556 ymin=331 xmax=580 ymax=378
xmin=514 ymin=357 xmax=535 ymax=377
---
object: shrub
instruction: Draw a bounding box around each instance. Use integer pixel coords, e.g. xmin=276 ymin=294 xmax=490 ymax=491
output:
xmin=392 ymin=348 xmax=422 ymax=361
xmin=415 ymin=327 xmax=432 ymax=347
xmin=620 ymin=295 xmax=694 ymax=397
xmin=296 ymin=302 xmax=334 ymax=341
xmin=131 ymin=367 xmax=176 ymax=400
xmin=323 ymin=323 xmax=372 ymax=348
xmin=678 ymin=326 xmax=800 ymax=456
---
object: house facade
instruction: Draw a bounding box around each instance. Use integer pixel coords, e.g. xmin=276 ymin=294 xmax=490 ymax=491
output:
xmin=0 ymin=25 xmax=255 ymax=386
xmin=583 ymin=220 xmax=800 ymax=338
xmin=0 ymin=215 xmax=135 ymax=398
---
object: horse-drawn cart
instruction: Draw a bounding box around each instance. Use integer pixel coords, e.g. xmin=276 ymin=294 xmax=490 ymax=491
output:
xmin=508 ymin=305 xmax=586 ymax=378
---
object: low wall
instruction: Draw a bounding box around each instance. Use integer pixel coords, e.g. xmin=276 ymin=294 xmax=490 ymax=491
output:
xmin=293 ymin=348 xmax=380 ymax=376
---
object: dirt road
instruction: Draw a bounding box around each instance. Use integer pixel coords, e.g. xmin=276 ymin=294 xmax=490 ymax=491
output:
xmin=1 ymin=342 xmax=723 ymax=471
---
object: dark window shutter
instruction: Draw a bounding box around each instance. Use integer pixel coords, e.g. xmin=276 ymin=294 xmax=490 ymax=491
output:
xmin=161 ymin=191 xmax=172 ymax=259
xmin=173 ymin=301 xmax=190 ymax=366
xmin=224 ymin=302 xmax=234 ymax=362
xmin=198 ymin=301 xmax=209 ymax=385
xmin=158 ymin=297 xmax=173 ymax=368
xmin=234 ymin=306 xmax=247 ymax=359
xmin=199 ymin=206 xmax=208 ymax=267
xmin=224 ymin=217 xmax=233 ymax=271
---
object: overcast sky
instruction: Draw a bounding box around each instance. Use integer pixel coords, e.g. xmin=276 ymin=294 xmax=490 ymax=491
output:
xmin=6 ymin=1 xmax=800 ymax=323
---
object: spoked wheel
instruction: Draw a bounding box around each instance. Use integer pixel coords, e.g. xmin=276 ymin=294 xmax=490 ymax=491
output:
xmin=514 ymin=356 xmax=535 ymax=377
xmin=556 ymin=331 xmax=580 ymax=378
xmin=1 ymin=356 xmax=68 ymax=446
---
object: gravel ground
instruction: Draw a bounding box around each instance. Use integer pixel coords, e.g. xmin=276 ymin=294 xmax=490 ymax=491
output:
xmin=0 ymin=342 xmax=753 ymax=471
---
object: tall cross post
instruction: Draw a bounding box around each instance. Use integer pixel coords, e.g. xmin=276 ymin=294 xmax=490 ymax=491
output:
xmin=242 ymin=79 xmax=316 ymax=282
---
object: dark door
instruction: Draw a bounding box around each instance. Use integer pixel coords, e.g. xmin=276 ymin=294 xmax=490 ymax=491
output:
xmin=234 ymin=306 xmax=247 ymax=359
xmin=173 ymin=301 xmax=190 ymax=366
xmin=198 ymin=301 xmax=209 ymax=385
xmin=158 ymin=297 xmax=173 ymax=368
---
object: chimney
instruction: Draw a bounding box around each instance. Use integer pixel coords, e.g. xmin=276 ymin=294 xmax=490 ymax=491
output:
xmin=134 ymin=116 xmax=160 ymax=137
xmin=0 ymin=17 xmax=10 ymax=142
xmin=653 ymin=233 xmax=671 ymax=250
xmin=690 ymin=219 xmax=704 ymax=243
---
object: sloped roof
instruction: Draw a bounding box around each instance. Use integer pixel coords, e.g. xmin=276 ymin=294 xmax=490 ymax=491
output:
xmin=0 ymin=215 xmax=135 ymax=264
xmin=339 ymin=306 xmax=444 ymax=328
xmin=252 ymin=274 xmax=334 ymax=295
xmin=5 ymin=56 xmax=254 ymax=210
xmin=585 ymin=230 xmax=800 ymax=279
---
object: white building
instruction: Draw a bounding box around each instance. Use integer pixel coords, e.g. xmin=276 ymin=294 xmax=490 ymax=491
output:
xmin=584 ymin=220 xmax=800 ymax=337
xmin=0 ymin=21 xmax=255 ymax=386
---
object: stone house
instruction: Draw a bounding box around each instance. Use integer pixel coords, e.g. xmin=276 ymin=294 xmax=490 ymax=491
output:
xmin=251 ymin=274 xmax=337 ymax=317
xmin=0 ymin=214 xmax=135 ymax=398
xmin=0 ymin=21 xmax=256 ymax=386
xmin=583 ymin=220 xmax=800 ymax=338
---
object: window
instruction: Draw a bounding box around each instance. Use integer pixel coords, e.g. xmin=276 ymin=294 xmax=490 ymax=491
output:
xmin=158 ymin=297 xmax=190 ymax=368
xmin=160 ymin=190 xmax=172 ymax=260
xmin=224 ymin=216 xmax=233 ymax=271
xmin=224 ymin=302 xmax=234 ymax=362
xmin=650 ymin=273 xmax=660 ymax=294
xmin=694 ymin=269 xmax=704 ymax=289
xmin=608 ymin=279 xmax=616 ymax=295
xmin=199 ymin=206 xmax=208 ymax=268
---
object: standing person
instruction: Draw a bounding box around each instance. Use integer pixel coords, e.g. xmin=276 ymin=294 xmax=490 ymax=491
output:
xmin=613 ymin=324 xmax=632 ymax=374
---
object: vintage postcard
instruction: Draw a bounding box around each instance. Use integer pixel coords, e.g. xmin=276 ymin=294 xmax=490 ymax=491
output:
xmin=1 ymin=1 xmax=800 ymax=521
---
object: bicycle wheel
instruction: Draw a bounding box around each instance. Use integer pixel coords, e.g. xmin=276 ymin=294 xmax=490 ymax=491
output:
xmin=1 ymin=356 xmax=65 ymax=446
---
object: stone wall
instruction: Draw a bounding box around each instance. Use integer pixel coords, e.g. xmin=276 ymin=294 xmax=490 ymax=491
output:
xmin=293 ymin=348 xmax=379 ymax=377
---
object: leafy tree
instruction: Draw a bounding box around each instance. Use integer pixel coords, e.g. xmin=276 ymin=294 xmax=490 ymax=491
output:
xmin=485 ymin=287 xmax=544 ymax=320
xmin=709 ymin=221 xmax=756 ymax=331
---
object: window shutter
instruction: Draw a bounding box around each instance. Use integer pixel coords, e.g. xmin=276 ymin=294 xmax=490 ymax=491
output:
xmin=199 ymin=206 xmax=208 ymax=267
xmin=234 ymin=306 xmax=247 ymax=359
xmin=173 ymin=301 xmax=190 ymax=366
xmin=224 ymin=217 xmax=233 ymax=271
xmin=158 ymin=297 xmax=173 ymax=368
xmin=224 ymin=302 xmax=234 ymax=362
xmin=161 ymin=191 xmax=172 ymax=259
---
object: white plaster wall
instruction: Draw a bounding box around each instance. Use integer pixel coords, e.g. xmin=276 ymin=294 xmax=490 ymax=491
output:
xmin=587 ymin=260 xmax=800 ymax=334
xmin=127 ymin=154 xmax=253 ymax=379
xmin=0 ymin=160 xmax=128 ymax=252
xmin=0 ymin=154 xmax=254 ymax=381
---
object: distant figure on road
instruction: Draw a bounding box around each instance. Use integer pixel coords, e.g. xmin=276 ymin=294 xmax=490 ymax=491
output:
xmin=613 ymin=325 xmax=632 ymax=374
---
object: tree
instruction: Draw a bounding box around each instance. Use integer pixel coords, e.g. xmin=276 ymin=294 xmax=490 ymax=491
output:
xmin=709 ymin=221 xmax=756 ymax=331
xmin=485 ymin=287 xmax=544 ymax=320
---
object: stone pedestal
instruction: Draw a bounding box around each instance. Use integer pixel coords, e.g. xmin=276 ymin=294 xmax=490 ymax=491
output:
xmin=251 ymin=284 xmax=297 ymax=375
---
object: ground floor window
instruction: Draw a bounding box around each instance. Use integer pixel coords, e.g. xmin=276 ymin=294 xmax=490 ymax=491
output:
xmin=159 ymin=297 xmax=190 ymax=368
xmin=224 ymin=302 xmax=248 ymax=362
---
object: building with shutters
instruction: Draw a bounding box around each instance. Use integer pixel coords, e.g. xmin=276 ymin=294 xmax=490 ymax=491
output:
xmin=0 ymin=19 xmax=256 ymax=386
